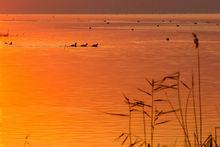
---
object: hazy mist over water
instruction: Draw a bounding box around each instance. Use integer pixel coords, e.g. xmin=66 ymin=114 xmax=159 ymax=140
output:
xmin=0 ymin=0 xmax=220 ymax=13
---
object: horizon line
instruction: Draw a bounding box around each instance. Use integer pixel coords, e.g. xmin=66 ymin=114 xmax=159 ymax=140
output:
xmin=0 ymin=8 xmax=220 ymax=15
xmin=1 ymin=12 xmax=220 ymax=15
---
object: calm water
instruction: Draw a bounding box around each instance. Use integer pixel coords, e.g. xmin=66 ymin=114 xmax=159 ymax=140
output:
xmin=0 ymin=14 xmax=220 ymax=147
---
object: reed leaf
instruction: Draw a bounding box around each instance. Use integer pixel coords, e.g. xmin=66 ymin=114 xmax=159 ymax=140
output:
xmin=154 ymin=84 xmax=178 ymax=92
xmin=181 ymin=81 xmax=191 ymax=90
xmin=164 ymin=75 xmax=179 ymax=81
xmin=158 ymin=72 xmax=179 ymax=83
xmin=144 ymin=111 xmax=151 ymax=118
xmin=155 ymin=110 xmax=163 ymax=117
xmin=154 ymin=116 xmax=159 ymax=122
xmin=123 ymin=94 xmax=130 ymax=102
xmin=137 ymin=88 xmax=152 ymax=96
xmin=144 ymin=104 xmax=152 ymax=108
xmin=161 ymin=109 xmax=179 ymax=115
xmin=133 ymin=100 xmax=152 ymax=107
xmin=129 ymin=138 xmax=142 ymax=147
xmin=138 ymin=141 xmax=145 ymax=147
xmin=145 ymin=78 xmax=153 ymax=86
xmin=122 ymin=135 xmax=128 ymax=145
xmin=130 ymin=109 xmax=140 ymax=112
xmin=153 ymin=86 xmax=163 ymax=92
xmin=154 ymin=99 xmax=167 ymax=102
xmin=155 ymin=120 xmax=170 ymax=126
xmin=133 ymin=101 xmax=144 ymax=106
xmin=118 ymin=133 xmax=125 ymax=139
xmin=105 ymin=112 xmax=129 ymax=117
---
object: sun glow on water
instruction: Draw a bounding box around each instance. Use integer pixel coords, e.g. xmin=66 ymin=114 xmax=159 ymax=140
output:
xmin=0 ymin=14 xmax=220 ymax=147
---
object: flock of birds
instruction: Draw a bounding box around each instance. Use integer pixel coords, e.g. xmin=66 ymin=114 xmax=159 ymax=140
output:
xmin=1 ymin=18 xmax=219 ymax=48
xmin=66 ymin=43 xmax=99 ymax=48
xmin=65 ymin=20 xmax=109 ymax=48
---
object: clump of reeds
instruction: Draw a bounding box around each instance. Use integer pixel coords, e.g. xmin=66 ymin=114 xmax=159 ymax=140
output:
xmin=105 ymin=32 xmax=211 ymax=147
xmin=139 ymin=70 xmax=204 ymax=147
xmin=163 ymin=34 xmax=203 ymax=147
xmin=137 ymin=77 xmax=178 ymax=147
xmin=106 ymin=75 xmax=179 ymax=147
xmin=191 ymin=72 xmax=200 ymax=147
xmin=163 ymin=72 xmax=192 ymax=147
xmin=105 ymin=95 xmax=147 ymax=146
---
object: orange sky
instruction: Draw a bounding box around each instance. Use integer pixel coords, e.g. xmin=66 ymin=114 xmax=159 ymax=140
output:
xmin=0 ymin=0 xmax=219 ymax=13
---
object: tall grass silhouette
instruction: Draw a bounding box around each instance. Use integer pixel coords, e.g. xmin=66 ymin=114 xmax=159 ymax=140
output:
xmin=192 ymin=33 xmax=203 ymax=146
xmin=138 ymin=77 xmax=178 ymax=147
xmin=192 ymin=72 xmax=199 ymax=146
xmin=105 ymin=95 xmax=145 ymax=146
xmin=105 ymin=33 xmax=218 ymax=147
xmin=164 ymin=72 xmax=192 ymax=147
xmin=106 ymin=76 xmax=178 ymax=147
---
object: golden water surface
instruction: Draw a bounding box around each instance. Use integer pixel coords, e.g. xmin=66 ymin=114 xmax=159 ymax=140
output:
xmin=0 ymin=14 xmax=220 ymax=147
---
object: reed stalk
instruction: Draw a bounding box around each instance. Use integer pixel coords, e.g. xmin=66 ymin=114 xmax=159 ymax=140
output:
xmin=192 ymin=33 xmax=202 ymax=146
xmin=177 ymin=73 xmax=186 ymax=136
xmin=151 ymin=79 xmax=155 ymax=147
xmin=197 ymin=45 xmax=202 ymax=147
xmin=192 ymin=72 xmax=199 ymax=147
xmin=142 ymin=105 xmax=147 ymax=147
xmin=125 ymin=96 xmax=132 ymax=146
xmin=129 ymin=103 xmax=132 ymax=145
xmin=165 ymin=92 xmax=191 ymax=147
xmin=138 ymin=77 xmax=175 ymax=147
xmin=177 ymin=73 xmax=192 ymax=147
xmin=184 ymin=84 xmax=192 ymax=147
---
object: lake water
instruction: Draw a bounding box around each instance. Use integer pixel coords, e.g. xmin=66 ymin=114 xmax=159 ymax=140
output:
xmin=0 ymin=14 xmax=220 ymax=147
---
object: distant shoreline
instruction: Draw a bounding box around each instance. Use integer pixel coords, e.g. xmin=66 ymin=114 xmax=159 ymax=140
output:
xmin=0 ymin=10 xmax=220 ymax=15
xmin=0 ymin=12 xmax=220 ymax=15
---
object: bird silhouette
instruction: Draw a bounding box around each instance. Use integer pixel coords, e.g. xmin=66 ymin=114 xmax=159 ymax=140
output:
xmin=81 ymin=43 xmax=88 ymax=47
xmin=92 ymin=43 xmax=99 ymax=47
xmin=70 ymin=43 xmax=77 ymax=47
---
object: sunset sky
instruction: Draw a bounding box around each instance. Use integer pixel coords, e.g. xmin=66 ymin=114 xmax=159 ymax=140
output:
xmin=0 ymin=0 xmax=219 ymax=13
